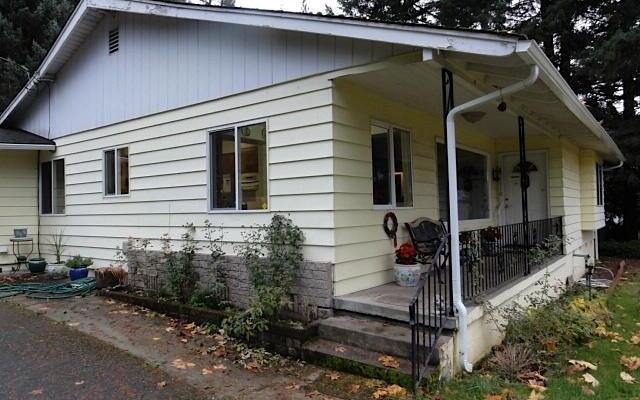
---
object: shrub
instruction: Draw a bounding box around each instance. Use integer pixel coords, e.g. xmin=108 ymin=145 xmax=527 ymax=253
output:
xmin=485 ymin=274 xmax=611 ymax=374
xmin=222 ymin=214 xmax=305 ymax=340
xmin=486 ymin=343 xmax=536 ymax=381
xmin=599 ymin=240 xmax=640 ymax=258
xmin=163 ymin=224 xmax=199 ymax=304
xmin=66 ymin=255 xmax=93 ymax=269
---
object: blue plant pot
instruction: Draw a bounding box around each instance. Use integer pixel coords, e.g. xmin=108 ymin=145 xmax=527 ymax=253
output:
xmin=69 ymin=268 xmax=89 ymax=281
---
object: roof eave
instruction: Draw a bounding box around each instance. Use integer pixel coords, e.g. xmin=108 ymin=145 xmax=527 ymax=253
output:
xmin=516 ymin=41 xmax=624 ymax=162
xmin=0 ymin=143 xmax=56 ymax=151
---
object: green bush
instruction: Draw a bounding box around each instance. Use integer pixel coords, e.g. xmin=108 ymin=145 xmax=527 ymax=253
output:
xmin=66 ymin=255 xmax=93 ymax=269
xmin=599 ymin=240 xmax=640 ymax=258
xmin=222 ymin=214 xmax=305 ymax=341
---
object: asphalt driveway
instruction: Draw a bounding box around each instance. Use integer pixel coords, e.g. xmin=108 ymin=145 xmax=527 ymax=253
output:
xmin=0 ymin=301 xmax=206 ymax=400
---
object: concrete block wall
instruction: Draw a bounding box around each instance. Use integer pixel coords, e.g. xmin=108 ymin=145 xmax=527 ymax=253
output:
xmin=125 ymin=246 xmax=334 ymax=315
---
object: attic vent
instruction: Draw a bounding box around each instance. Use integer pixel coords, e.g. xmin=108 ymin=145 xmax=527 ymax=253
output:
xmin=108 ymin=28 xmax=119 ymax=54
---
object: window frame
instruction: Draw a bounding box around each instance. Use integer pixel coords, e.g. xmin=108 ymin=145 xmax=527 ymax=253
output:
xmin=435 ymin=139 xmax=492 ymax=222
xmin=39 ymin=158 xmax=66 ymax=216
xmin=102 ymin=146 xmax=130 ymax=197
xmin=206 ymin=119 xmax=270 ymax=214
xmin=370 ymin=120 xmax=415 ymax=210
xmin=596 ymin=162 xmax=604 ymax=206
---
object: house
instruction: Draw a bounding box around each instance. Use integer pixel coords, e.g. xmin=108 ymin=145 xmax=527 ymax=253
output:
xmin=0 ymin=0 xmax=623 ymax=387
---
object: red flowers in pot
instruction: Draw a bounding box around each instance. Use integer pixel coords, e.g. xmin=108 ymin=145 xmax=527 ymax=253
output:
xmin=395 ymin=242 xmax=417 ymax=265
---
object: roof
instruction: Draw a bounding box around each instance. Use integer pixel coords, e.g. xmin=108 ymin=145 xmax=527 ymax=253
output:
xmin=0 ymin=0 xmax=623 ymax=163
xmin=0 ymin=128 xmax=56 ymax=150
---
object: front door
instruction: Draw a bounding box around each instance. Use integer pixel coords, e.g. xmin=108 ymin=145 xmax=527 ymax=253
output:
xmin=501 ymin=152 xmax=548 ymax=225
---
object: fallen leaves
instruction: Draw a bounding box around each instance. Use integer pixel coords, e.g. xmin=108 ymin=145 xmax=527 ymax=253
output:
xmin=201 ymin=368 xmax=213 ymax=375
xmin=583 ymin=372 xmax=600 ymax=388
xmin=621 ymin=371 xmax=636 ymax=384
xmin=67 ymin=322 xmax=80 ymax=327
xmin=326 ymin=372 xmax=340 ymax=381
xmin=527 ymin=390 xmax=544 ymax=400
xmin=285 ymin=382 xmax=301 ymax=390
xmin=630 ymin=331 xmax=640 ymax=345
xmin=372 ymin=384 xmax=406 ymax=399
xmin=568 ymin=359 xmax=598 ymax=371
xmin=621 ymin=356 xmax=640 ymax=371
xmin=581 ymin=386 xmax=595 ymax=396
xmin=74 ymin=380 xmax=85 ymax=386
xmin=212 ymin=364 xmax=227 ymax=371
xmin=334 ymin=345 xmax=346 ymax=353
xmin=29 ymin=389 xmax=43 ymax=396
xmin=378 ymin=355 xmax=400 ymax=369
xmin=171 ymin=358 xmax=196 ymax=370
xmin=156 ymin=381 xmax=167 ymax=388
xmin=165 ymin=327 xmax=175 ymax=333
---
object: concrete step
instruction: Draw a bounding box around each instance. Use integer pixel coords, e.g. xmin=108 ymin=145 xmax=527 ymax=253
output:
xmin=333 ymin=295 xmax=458 ymax=330
xmin=317 ymin=314 xmax=448 ymax=361
xmin=302 ymin=337 xmax=420 ymax=388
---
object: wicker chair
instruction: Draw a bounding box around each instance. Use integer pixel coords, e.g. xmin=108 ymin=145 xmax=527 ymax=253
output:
xmin=404 ymin=217 xmax=447 ymax=265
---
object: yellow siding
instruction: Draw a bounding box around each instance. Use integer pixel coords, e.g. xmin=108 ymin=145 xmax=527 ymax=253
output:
xmin=331 ymin=80 xmax=499 ymax=296
xmin=38 ymin=75 xmax=339 ymax=266
xmin=580 ymin=150 xmax=605 ymax=230
xmin=0 ymin=150 xmax=39 ymax=264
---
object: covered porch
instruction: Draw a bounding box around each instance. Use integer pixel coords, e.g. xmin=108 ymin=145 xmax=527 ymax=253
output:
xmin=0 ymin=128 xmax=56 ymax=271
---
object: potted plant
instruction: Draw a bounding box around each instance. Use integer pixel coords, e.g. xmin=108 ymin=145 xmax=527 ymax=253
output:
xmin=67 ymin=255 xmax=93 ymax=281
xmin=394 ymin=242 xmax=421 ymax=287
xmin=27 ymin=257 xmax=47 ymax=274
xmin=46 ymin=230 xmax=68 ymax=275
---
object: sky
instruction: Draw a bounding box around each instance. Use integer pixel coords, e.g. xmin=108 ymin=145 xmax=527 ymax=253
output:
xmin=233 ymin=0 xmax=342 ymax=13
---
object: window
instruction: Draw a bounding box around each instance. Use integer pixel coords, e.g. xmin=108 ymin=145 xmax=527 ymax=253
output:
xmin=596 ymin=163 xmax=604 ymax=206
xmin=104 ymin=147 xmax=129 ymax=196
xmin=437 ymin=143 xmax=489 ymax=220
xmin=41 ymin=159 xmax=65 ymax=215
xmin=209 ymin=122 xmax=268 ymax=211
xmin=371 ymin=122 xmax=413 ymax=207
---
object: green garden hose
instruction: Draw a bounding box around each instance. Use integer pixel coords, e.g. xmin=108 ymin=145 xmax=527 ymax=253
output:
xmin=0 ymin=278 xmax=96 ymax=300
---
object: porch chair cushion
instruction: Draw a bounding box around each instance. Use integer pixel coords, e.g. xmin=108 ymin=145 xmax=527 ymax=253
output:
xmin=404 ymin=217 xmax=447 ymax=264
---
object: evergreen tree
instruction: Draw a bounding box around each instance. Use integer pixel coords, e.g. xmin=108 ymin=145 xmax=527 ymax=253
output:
xmin=0 ymin=0 xmax=74 ymax=109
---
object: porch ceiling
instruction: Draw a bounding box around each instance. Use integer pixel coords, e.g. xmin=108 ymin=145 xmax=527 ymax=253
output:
xmin=338 ymin=51 xmax=619 ymax=161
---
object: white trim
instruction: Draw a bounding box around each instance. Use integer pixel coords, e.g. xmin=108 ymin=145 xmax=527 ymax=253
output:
xmin=435 ymin=138 xmax=492 ymax=223
xmin=370 ymin=120 xmax=415 ymax=209
xmin=39 ymin=157 xmax=67 ymax=216
xmin=207 ymin=119 xmax=270 ymax=213
xmin=102 ymin=145 xmax=130 ymax=197
xmin=0 ymin=0 xmax=623 ymax=164
xmin=89 ymin=0 xmax=520 ymax=55
xmin=0 ymin=143 xmax=56 ymax=151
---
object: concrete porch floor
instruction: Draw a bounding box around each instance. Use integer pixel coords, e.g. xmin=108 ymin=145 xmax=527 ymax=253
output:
xmin=333 ymin=282 xmax=459 ymax=330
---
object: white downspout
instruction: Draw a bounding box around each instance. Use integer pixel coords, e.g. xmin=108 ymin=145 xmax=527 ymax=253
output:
xmin=446 ymin=65 xmax=539 ymax=373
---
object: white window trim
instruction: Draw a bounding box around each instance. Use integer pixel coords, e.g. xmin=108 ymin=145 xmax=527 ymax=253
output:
xmin=206 ymin=119 xmax=270 ymax=213
xmin=370 ymin=119 xmax=415 ymax=210
xmin=39 ymin=158 xmax=66 ymax=216
xmin=435 ymin=138 xmax=493 ymax=223
xmin=102 ymin=146 xmax=130 ymax=198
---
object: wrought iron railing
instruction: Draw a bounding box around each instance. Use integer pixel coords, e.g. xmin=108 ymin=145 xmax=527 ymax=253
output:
xmin=409 ymin=238 xmax=448 ymax=392
xmin=460 ymin=216 xmax=563 ymax=301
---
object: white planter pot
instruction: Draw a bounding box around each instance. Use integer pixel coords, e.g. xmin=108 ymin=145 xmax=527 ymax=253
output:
xmin=46 ymin=263 xmax=69 ymax=275
xmin=394 ymin=263 xmax=421 ymax=287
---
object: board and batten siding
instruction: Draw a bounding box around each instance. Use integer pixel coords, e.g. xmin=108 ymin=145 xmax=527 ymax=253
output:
xmin=12 ymin=11 xmax=413 ymax=139
xmin=0 ymin=150 xmax=39 ymax=264
xmin=37 ymin=75 xmax=340 ymax=267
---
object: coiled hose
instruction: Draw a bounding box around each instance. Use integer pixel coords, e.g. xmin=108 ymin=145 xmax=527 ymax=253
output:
xmin=0 ymin=278 xmax=96 ymax=300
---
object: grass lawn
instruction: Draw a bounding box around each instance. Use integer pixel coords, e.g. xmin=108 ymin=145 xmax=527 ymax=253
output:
xmin=423 ymin=261 xmax=640 ymax=400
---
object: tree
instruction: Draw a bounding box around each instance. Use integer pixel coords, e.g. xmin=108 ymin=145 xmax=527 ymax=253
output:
xmin=0 ymin=0 xmax=74 ymax=110
xmin=338 ymin=0 xmax=639 ymax=239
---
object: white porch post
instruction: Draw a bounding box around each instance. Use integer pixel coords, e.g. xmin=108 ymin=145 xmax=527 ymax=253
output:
xmin=445 ymin=65 xmax=539 ymax=373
